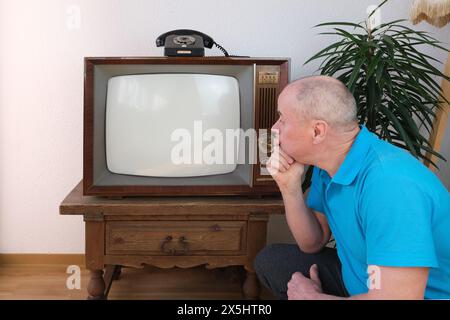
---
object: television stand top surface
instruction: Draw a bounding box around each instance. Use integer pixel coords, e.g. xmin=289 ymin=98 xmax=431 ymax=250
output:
xmin=59 ymin=181 xmax=285 ymax=217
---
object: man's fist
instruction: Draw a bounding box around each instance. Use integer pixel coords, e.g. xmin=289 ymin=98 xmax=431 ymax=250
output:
xmin=287 ymin=264 xmax=323 ymax=300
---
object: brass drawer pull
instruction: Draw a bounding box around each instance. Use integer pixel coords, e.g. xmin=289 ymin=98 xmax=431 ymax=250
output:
xmin=178 ymin=236 xmax=190 ymax=254
xmin=160 ymin=235 xmax=189 ymax=255
xmin=160 ymin=235 xmax=174 ymax=254
xmin=211 ymin=224 xmax=221 ymax=232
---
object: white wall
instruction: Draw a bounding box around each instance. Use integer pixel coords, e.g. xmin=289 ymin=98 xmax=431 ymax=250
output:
xmin=0 ymin=0 xmax=448 ymax=253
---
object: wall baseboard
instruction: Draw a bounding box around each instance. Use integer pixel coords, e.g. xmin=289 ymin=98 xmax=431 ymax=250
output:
xmin=0 ymin=254 xmax=85 ymax=266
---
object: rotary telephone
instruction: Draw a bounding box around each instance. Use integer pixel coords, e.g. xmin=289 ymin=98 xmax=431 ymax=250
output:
xmin=155 ymin=29 xmax=231 ymax=57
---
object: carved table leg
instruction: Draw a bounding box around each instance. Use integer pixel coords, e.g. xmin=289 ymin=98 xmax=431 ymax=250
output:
xmin=84 ymin=216 xmax=106 ymax=300
xmin=242 ymin=269 xmax=261 ymax=300
xmin=243 ymin=214 xmax=268 ymax=300
xmin=87 ymin=269 xmax=106 ymax=300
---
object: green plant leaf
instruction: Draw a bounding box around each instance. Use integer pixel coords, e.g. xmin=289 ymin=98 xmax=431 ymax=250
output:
xmin=348 ymin=58 xmax=365 ymax=92
xmin=303 ymin=39 xmax=348 ymax=65
xmin=366 ymin=51 xmax=383 ymax=79
xmin=379 ymin=104 xmax=418 ymax=157
xmin=314 ymin=21 xmax=366 ymax=30
xmin=367 ymin=0 xmax=389 ymax=20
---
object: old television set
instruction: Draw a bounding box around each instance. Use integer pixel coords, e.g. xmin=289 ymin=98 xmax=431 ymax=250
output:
xmin=83 ymin=57 xmax=289 ymax=196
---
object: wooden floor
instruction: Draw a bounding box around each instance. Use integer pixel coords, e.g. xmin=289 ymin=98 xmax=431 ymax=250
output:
xmin=0 ymin=264 xmax=275 ymax=300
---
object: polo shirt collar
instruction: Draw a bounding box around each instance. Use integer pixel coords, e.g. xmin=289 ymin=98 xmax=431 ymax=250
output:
xmin=327 ymin=125 xmax=374 ymax=186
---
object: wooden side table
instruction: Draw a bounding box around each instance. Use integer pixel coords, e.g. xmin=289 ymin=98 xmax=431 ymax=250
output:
xmin=59 ymin=181 xmax=284 ymax=299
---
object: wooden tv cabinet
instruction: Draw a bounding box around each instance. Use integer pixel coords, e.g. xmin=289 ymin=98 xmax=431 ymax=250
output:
xmin=59 ymin=181 xmax=284 ymax=299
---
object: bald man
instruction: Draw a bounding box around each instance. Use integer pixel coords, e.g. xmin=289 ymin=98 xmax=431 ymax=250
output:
xmin=254 ymin=76 xmax=450 ymax=300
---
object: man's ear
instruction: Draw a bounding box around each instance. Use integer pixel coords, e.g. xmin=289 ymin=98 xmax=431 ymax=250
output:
xmin=311 ymin=121 xmax=327 ymax=144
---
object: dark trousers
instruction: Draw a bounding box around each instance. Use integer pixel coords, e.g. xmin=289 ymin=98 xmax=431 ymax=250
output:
xmin=254 ymin=244 xmax=350 ymax=299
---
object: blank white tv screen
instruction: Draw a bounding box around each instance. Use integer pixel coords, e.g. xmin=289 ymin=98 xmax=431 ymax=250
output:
xmin=105 ymin=73 xmax=240 ymax=177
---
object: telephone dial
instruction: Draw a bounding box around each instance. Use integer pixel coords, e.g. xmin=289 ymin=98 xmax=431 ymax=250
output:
xmin=156 ymin=29 xmax=230 ymax=57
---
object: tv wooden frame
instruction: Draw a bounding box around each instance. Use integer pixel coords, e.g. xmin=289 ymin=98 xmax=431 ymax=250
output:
xmin=83 ymin=56 xmax=289 ymax=196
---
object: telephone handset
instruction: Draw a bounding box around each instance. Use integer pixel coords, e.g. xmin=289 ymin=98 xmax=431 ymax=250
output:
xmin=155 ymin=29 xmax=229 ymax=57
xmin=156 ymin=29 xmax=214 ymax=49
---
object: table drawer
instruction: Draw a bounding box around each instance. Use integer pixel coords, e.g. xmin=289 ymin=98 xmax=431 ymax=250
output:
xmin=106 ymin=221 xmax=247 ymax=255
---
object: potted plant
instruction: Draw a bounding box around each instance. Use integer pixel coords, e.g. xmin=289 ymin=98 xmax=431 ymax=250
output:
xmin=302 ymin=0 xmax=450 ymax=190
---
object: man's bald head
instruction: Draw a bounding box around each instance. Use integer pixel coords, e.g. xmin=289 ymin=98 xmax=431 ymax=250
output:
xmin=282 ymin=76 xmax=357 ymax=129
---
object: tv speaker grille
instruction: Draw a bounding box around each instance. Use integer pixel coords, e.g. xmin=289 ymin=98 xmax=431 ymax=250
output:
xmin=258 ymin=87 xmax=278 ymax=129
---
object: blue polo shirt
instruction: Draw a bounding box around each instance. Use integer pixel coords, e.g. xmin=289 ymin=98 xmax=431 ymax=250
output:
xmin=306 ymin=126 xmax=450 ymax=299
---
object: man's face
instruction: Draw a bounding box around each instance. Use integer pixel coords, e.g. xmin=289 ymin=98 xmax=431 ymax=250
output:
xmin=271 ymin=90 xmax=312 ymax=163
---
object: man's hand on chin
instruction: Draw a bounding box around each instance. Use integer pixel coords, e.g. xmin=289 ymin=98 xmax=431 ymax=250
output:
xmin=287 ymin=264 xmax=326 ymax=300
xmin=266 ymin=146 xmax=305 ymax=195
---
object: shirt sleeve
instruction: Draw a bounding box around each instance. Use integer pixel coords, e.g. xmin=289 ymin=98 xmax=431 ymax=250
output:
xmin=306 ymin=166 xmax=326 ymax=214
xmin=360 ymin=176 xmax=439 ymax=268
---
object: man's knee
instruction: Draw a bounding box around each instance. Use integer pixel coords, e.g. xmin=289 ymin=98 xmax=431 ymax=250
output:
xmin=254 ymin=244 xmax=285 ymax=275
xmin=254 ymin=244 xmax=294 ymax=299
